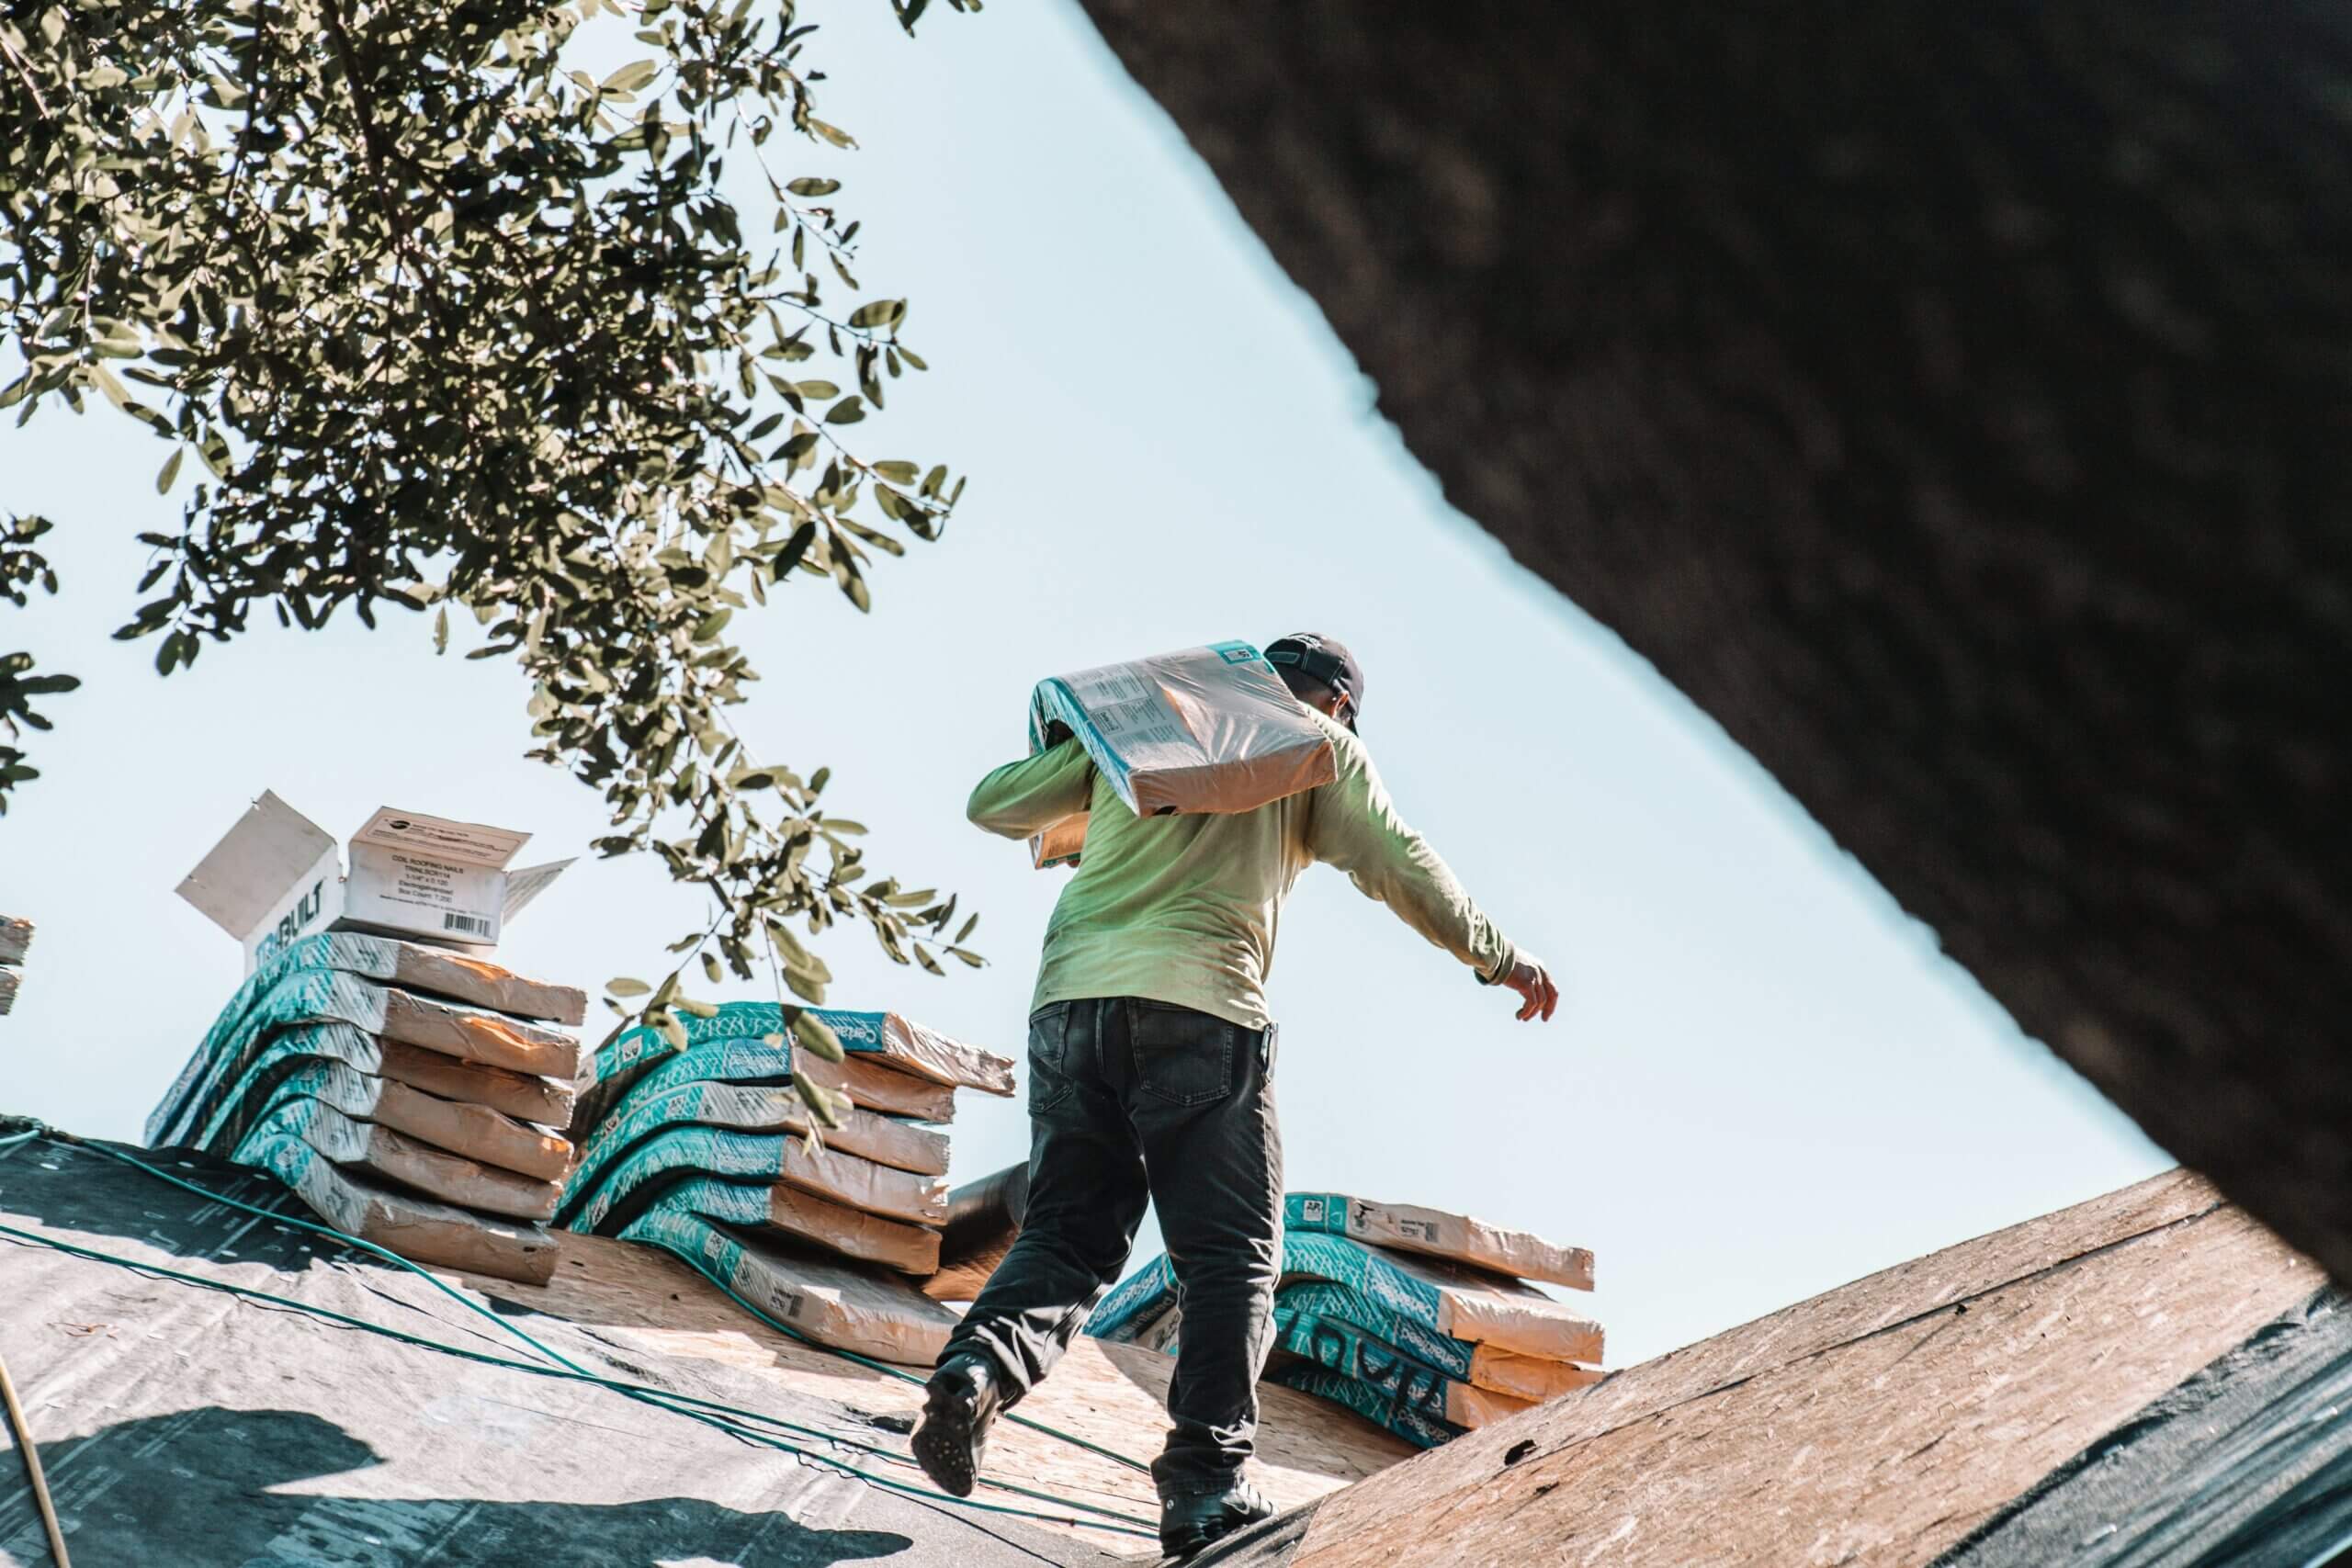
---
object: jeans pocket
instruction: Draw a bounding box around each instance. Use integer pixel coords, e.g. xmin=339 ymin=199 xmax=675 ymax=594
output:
xmin=1128 ymin=1000 xmax=1236 ymax=1108
xmin=1028 ymin=1006 xmax=1076 ymax=1116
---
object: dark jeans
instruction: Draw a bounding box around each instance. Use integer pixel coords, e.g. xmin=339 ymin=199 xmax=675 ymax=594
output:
xmin=942 ymin=996 xmax=1283 ymax=1495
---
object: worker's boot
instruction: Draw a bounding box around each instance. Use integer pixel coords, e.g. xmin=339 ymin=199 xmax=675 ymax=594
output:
xmin=1158 ymin=1475 xmax=1275 ymax=1558
xmin=911 ymin=1353 xmax=1004 ymax=1498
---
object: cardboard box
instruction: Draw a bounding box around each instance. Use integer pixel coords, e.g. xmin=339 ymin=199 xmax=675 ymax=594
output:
xmin=1025 ymin=641 xmax=1339 ymax=868
xmin=177 ymin=792 xmax=571 ymax=970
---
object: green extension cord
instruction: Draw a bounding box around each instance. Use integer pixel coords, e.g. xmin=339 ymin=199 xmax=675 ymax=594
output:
xmin=0 ymin=1129 xmax=1159 ymax=1540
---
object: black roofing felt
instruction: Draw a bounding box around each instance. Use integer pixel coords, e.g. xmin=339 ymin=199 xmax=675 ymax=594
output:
xmin=0 ymin=1132 xmax=1125 ymax=1568
xmin=1934 ymin=1288 xmax=2352 ymax=1568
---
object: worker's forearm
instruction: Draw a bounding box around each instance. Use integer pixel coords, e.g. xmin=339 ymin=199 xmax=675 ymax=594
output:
xmin=967 ymin=739 xmax=1090 ymax=839
xmin=1309 ymin=738 xmax=1521 ymax=981
xmin=966 ymin=762 xmax=1055 ymax=838
xmin=1348 ymin=841 xmax=1517 ymax=982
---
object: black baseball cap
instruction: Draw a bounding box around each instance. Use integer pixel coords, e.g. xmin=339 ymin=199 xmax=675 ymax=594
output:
xmin=1265 ymin=633 xmax=1365 ymax=732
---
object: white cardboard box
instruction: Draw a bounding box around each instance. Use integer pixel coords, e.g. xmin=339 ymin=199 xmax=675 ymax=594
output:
xmin=178 ymin=792 xmax=570 ymax=971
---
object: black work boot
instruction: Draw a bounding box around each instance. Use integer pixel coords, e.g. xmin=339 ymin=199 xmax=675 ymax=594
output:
xmin=1159 ymin=1475 xmax=1275 ymax=1558
xmin=911 ymin=1353 xmax=1005 ymax=1498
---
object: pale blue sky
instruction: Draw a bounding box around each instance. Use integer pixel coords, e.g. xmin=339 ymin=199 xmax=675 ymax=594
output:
xmin=0 ymin=0 xmax=2165 ymax=1366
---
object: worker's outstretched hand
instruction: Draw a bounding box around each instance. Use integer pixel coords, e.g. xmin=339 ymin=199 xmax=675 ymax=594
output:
xmin=1503 ymin=959 xmax=1559 ymax=1022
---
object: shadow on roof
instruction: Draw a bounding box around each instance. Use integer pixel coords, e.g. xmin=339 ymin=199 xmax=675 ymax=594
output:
xmin=2 ymin=1404 xmax=917 ymax=1567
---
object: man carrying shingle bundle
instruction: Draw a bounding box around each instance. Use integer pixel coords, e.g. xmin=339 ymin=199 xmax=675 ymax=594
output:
xmin=914 ymin=633 xmax=1558 ymax=1557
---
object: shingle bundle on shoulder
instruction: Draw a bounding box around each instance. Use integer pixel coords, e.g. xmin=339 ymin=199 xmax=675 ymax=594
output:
xmin=558 ymin=999 xmax=1013 ymax=1363
xmin=145 ymin=932 xmax=587 ymax=1285
xmin=1088 ymin=1190 xmax=1603 ymax=1448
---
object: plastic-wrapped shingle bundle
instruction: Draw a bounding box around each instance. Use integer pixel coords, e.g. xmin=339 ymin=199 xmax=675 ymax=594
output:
xmin=557 ymin=1000 xmax=1015 ymax=1363
xmin=0 ymin=916 xmax=29 ymax=1017
xmin=1087 ymin=1193 xmax=1603 ymax=1449
xmin=144 ymin=933 xmax=587 ymax=1283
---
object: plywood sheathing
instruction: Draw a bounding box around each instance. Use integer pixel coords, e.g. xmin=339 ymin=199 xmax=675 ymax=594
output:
xmin=1286 ymin=1171 xmax=2321 ymax=1568
xmin=452 ymin=1228 xmax=1413 ymax=1552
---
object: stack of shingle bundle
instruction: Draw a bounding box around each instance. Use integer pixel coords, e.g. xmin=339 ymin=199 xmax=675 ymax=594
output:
xmin=144 ymin=932 xmax=587 ymax=1284
xmin=1088 ymin=1190 xmax=1602 ymax=1448
xmin=0 ymin=916 xmax=28 ymax=1017
xmin=559 ymin=1000 xmax=1016 ymax=1363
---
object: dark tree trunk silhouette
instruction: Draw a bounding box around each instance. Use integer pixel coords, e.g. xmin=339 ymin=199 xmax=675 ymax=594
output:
xmin=1078 ymin=2 xmax=2352 ymax=1272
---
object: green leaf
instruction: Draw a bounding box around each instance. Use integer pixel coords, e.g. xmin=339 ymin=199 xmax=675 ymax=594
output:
xmin=602 ymin=60 xmax=659 ymax=94
xmin=606 ymin=977 xmax=651 ymax=998
xmin=790 ymin=1010 xmax=846 ymax=1063
xmin=796 ymin=1078 xmax=847 ymax=1130
xmin=0 ymin=1 xmax=991 ymax=1027
xmin=772 ymin=522 xmax=819 ymax=579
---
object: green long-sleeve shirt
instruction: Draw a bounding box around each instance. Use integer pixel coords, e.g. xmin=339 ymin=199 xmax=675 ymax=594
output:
xmin=967 ymin=707 xmax=1519 ymax=1029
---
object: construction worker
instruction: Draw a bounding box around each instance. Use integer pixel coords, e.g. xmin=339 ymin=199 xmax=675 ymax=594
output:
xmin=912 ymin=634 xmax=1558 ymax=1557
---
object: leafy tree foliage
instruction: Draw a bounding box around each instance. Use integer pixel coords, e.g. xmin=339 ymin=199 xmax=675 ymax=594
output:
xmin=1 ymin=0 xmax=982 ymax=1119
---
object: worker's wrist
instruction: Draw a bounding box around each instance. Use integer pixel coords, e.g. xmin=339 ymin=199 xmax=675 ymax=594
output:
xmin=1476 ymin=946 xmax=1519 ymax=986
